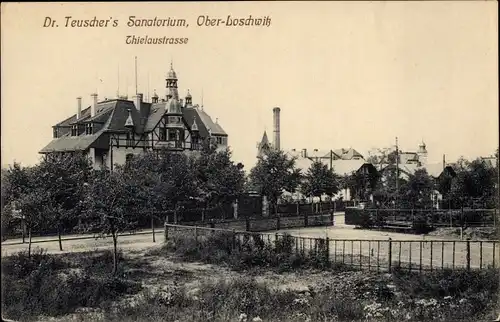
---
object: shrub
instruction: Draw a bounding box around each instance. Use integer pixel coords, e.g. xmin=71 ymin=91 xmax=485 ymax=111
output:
xmin=161 ymin=231 xmax=335 ymax=273
xmin=105 ymin=277 xmax=365 ymax=322
xmin=1 ymin=249 xmax=142 ymax=321
xmin=392 ymin=267 xmax=499 ymax=319
xmin=1 ymin=247 xmax=68 ymax=279
xmin=412 ymin=213 xmax=432 ymax=234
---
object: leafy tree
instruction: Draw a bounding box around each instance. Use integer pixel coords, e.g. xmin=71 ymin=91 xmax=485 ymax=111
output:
xmin=126 ymin=152 xmax=165 ymax=242
xmin=193 ymin=144 xmax=245 ymax=220
xmin=3 ymin=163 xmax=47 ymax=256
xmin=344 ymin=166 xmax=380 ymax=203
xmin=36 ymin=153 xmax=93 ymax=250
xmin=249 ymin=149 xmax=302 ymax=215
xmin=450 ymin=157 xmax=496 ymax=208
xmin=1 ymin=163 xmax=35 ymax=243
xmin=301 ymin=161 xmax=339 ymax=203
xmin=402 ymin=169 xmax=434 ymax=209
xmin=81 ymin=166 xmax=139 ymax=275
xmin=373 ymin=165 xmax=407 ymax=208
xmin=127 ymin=150 xmax=198 ymax=228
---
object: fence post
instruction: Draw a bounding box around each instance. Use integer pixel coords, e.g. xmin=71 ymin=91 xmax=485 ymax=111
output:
xmin=232 ymin=229 xmax=236 ymax=250
xmin=151 ymin=217 xmax=156 ymax=243
xmin=466 ymin=239 xmax=471 ymax=271
xmin=246 ymin=218 xmax=250 ymax=231
xmin=305 ymin=213 xmax=309 ymax=227
xmin=164 ymin=222 xmax=168 ymax=241
xmin=277 ymin=216 xmax=281 ymax=231
xmin=493 ymin=242 xmax=496 ymax=269
xmin=430 ymin=241 xmax=433 ymax=271
xmin=330 ymin=211 xmax=334 ymax=226
xmin=388 ymin=238 xmax=393 ymax=273
xmin=326 ymin=237 xmax=330 ymax=264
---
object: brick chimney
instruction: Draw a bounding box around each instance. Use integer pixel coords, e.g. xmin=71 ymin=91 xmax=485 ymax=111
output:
xmin=273 ymin=107 xmax=281 ymax=150
xmin=91 ymin=93 xmax=98 ymax=117
xmin=76 ymin=97 xmax=82 ymax=120
xmin=134 ymin=93 xmax=143 ymax=111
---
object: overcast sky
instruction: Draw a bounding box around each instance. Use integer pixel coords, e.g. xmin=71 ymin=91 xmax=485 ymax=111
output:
xmin=1 ymin=2 xmax=498 ymax=170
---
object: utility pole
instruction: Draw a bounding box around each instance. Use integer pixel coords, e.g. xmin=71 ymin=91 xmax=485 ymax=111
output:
xmin=395 ymin=137 xmax=399 ymax=208
xmin=134 ymin=56 xmax=138 ymax=95
xmin=330 ymin=150 xmax=333 ymax=170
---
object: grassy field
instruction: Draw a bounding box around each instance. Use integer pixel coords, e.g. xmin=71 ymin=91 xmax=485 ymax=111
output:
xmin=2 ymin=216 xmax=499 ymax=321
xmin=2 ymin=227 xmax=500 ymax=322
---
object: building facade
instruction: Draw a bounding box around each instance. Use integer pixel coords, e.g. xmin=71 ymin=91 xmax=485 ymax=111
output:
xmin=40 ymin=63 xmax=228 ymax=169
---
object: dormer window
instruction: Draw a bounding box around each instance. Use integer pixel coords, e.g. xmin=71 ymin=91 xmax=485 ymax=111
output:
xmin=71 ymin=125 xmax=78 ymax=136
xmin=85 ymin=123 xmax=93 ymax=135
xmin=53 ymin=128 xmax=59 ymax=138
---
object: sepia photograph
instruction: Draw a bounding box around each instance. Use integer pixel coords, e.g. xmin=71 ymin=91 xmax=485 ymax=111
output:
xmin=1 ymin=1 xmax=499 ymax=322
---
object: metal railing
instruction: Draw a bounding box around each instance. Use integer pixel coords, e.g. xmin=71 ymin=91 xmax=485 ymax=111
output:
xmin=164 ymin=223 xmax=500 ymax=273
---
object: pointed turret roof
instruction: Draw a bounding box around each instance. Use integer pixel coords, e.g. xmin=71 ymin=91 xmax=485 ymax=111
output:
xmin=167 ymin=60 xmax=177 ymax=79
xmin=259 ymin=131 xmax=270 ymax=146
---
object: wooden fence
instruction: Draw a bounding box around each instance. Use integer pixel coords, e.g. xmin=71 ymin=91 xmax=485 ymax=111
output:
xmin=164 ymin=223 xmax=500 ymax=273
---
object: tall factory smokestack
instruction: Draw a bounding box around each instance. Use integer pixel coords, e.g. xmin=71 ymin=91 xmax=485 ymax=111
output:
xmin=273 ymin=107 xmax=281 ymax=150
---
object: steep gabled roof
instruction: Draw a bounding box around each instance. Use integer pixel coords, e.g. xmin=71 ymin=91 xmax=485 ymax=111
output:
xmin=144 ymin=102 xmax=167 ymax=132
xmin=378 ymin=162 xmax=456 ymax=179
xmin=307 ymin=149 xmax=341 ymax=160
xmin=56 ymin=107 xmax=91 ymax=127
xmin=39 ymin=132 xmax=101 ymax=153
xmin=333 ymin=148 xmax=364 ymax=160
xmin=195 ymin=107 xmax=227 ymax=136
xmin=41 ymin=96 xmax=226 ymax=154
xmin=330 ymin=159 xmax=366 ymax=176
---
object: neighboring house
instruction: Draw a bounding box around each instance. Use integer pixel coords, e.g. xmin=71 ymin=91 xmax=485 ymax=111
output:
xmin=369 ymin=141 xmax=428 ymax=171
xmin=379 ymin=161 xmax=457 ymax=209
xmin=39 ymin=63 xmax=228 ymax=169
xmin=481 ymin=156 xmax=498 ymax=169
xmin=281 ymin=149 xmax=373 ymax=202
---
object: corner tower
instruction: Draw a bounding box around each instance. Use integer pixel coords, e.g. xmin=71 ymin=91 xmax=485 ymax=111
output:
xmin=166 ymin=61 xmax=179 ymax=100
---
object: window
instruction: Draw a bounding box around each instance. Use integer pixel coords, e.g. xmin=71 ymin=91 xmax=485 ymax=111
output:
xmin=71 ymin=125 xmax=78 ymax=136
xmin=168 ymin=129 xmax=177 ymax=141
xmin=168 ymin=116 xmax=181 ymax=124
xmin=216 ymin=136 xmax=224 ymax=145
xmin=126 ymin=132 xmax=133 ymax=147
xmin=159 ymin=128 xmax=167 ymax=141
xmin=85 ymin=123 xmax=93 ymax=135
xmin=53 ymin=128 xmax=58 ymax=138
